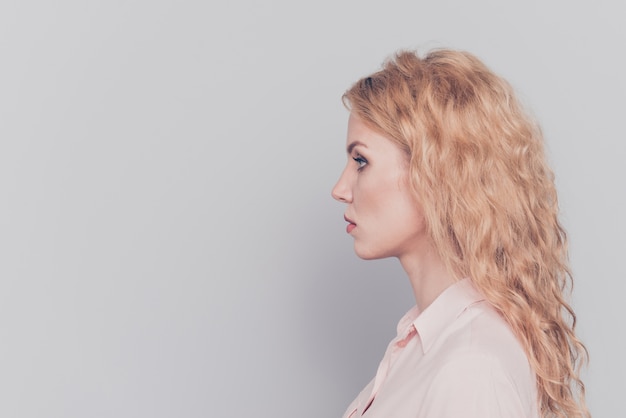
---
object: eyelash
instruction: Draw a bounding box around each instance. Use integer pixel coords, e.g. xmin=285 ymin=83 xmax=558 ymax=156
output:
xmin=353 ymin=155 xmax=368 ymax=170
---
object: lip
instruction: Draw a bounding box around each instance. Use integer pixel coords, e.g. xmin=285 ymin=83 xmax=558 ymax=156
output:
xmin=344 ymin=214 xmax=356 ymax=233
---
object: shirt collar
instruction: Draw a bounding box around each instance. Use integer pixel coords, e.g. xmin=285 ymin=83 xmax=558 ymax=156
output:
xmin=396 ymin=278 xmax=485 ymax=354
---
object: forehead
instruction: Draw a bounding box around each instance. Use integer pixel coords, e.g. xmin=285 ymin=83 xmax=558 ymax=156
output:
xmin=346 ymin=113 xmax=387 ymax=146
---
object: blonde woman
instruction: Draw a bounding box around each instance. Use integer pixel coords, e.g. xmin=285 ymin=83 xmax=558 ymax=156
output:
xmin=332 ymin=49 xmax=589 ymax=418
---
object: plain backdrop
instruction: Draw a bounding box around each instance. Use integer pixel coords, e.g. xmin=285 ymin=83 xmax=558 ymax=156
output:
xmin=1 ymin=1 xmax=624 ymax=417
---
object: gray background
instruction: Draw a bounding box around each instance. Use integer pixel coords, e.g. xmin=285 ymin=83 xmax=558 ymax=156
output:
xmin=1 ymin=1 xmax=624 ymax=417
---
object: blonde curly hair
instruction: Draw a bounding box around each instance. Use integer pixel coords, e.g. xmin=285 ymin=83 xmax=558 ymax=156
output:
xmin=343 ymin=49 xmax=589 ymax=418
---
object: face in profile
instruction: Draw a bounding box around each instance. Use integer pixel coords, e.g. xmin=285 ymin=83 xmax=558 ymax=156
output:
xmin=332 ymin=113 xmax=428 ymax=261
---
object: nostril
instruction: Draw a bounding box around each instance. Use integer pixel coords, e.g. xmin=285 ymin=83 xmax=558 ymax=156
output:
xmin=331 ymin=185 xmax=342 ymax=201
xmin=332 ymin=186 xmax=347 ymax=203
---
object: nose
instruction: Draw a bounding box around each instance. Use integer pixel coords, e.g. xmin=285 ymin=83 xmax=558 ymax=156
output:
xmin=331 ymin=167 xmax=352 ymax=203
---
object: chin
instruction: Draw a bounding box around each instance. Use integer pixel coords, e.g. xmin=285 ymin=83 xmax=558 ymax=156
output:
xmin=353 ymin=244 xmax=390 ymax=260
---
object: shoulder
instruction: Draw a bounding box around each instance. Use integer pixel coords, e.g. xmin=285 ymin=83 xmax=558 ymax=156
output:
xmin=418 ymin=301 xmax=538 ymax=417
xmin=440 ymin=300 xmax=530 ymax=376
xmin=418 ymin=349 xmax=538 ymax=418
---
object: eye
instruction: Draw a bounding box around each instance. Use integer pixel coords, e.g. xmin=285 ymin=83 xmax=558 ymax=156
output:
xmin=353 ymin=155 xmax=368 ymax=170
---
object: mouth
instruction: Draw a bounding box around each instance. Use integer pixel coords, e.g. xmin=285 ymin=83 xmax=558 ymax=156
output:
xmin=344 ymin=215 xmax=356 ymax=233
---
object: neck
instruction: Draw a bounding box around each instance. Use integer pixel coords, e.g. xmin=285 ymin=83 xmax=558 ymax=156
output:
xmin=398 ymin=244 xmax=456 ymax=312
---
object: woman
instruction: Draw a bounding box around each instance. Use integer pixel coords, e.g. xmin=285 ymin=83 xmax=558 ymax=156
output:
xmin=332 ymin=49 xmax=589 ymax=418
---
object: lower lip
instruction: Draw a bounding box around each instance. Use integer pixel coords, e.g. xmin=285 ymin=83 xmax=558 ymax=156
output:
xmin=346 ymin=223 xmax=356 ymax=233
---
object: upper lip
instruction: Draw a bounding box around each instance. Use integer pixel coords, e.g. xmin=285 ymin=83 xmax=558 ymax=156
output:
xmin=344 ymin=214 xmax=356 ymax=225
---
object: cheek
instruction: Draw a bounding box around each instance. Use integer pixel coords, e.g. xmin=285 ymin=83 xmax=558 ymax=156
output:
xmin=355 ymin=176 xmax=390 ymax=216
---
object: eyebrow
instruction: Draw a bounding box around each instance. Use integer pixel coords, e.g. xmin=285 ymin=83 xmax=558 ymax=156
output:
xmin=347 ymin=140 xmax=367 ymax=154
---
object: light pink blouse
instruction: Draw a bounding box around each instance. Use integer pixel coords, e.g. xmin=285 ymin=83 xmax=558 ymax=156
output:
xmin=342 ymin=278 xmax=539 ymax=418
